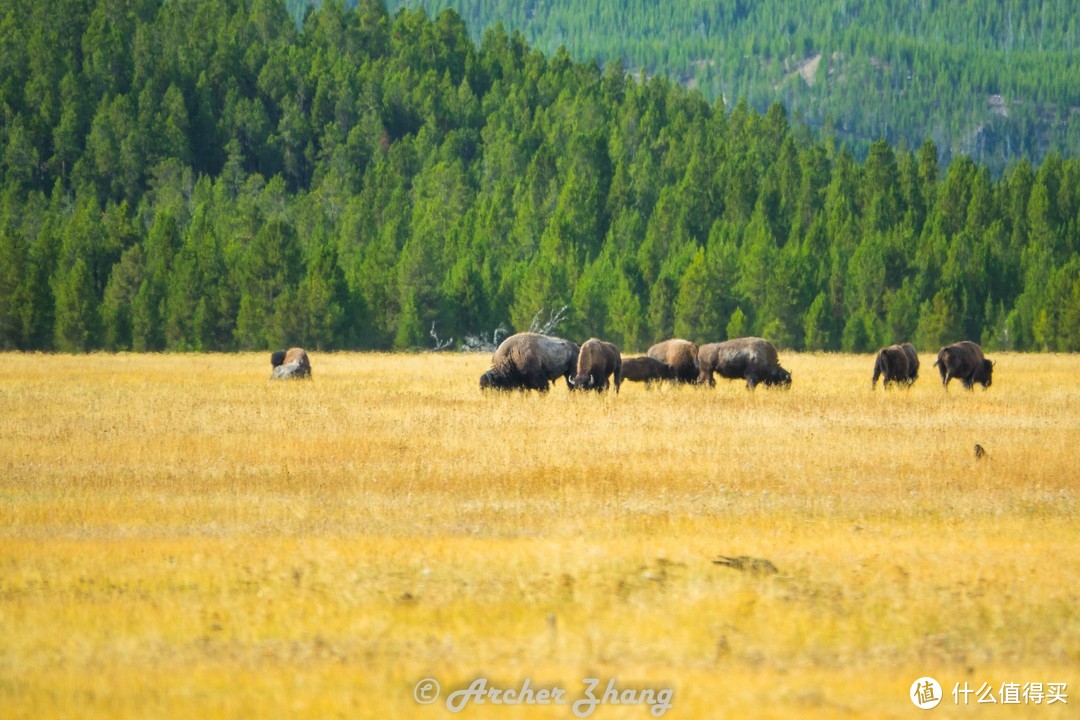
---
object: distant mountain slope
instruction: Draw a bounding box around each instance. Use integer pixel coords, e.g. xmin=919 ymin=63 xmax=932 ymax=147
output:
xmin=374 ymin=0 xmax=1078 ymax=172
xmin=2 ymin=0 xmax=1077 ymax=353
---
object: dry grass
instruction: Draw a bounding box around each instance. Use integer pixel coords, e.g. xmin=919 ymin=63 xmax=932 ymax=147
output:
xmin=0 ymin=351 xmax=1077 ymax=719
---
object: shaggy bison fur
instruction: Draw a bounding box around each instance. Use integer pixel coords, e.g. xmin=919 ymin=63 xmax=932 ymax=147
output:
xmin=646 ymin=339 xmax=699 ymax=383
xmin=480 ymin=332 xmax=580 ymax=392
xmin=270 ymin=347 xmax=312 ymax=380
xmin=571 ymin=338 xmax=622 ymax=393
xmin=696 ymin=337 xmax=791 ymax=389
xmin=901 ymin=342 xmax=920 ymax=380
xmin=935 ymin=341 xmax=993 ymax=389
xmin=872 ymin=343 xmax=919 ymax=389
xmin=620 ymin=356 xmax=677 ymax=385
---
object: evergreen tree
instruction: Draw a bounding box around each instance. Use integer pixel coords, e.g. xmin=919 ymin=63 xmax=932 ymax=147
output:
xmin=607 ymin=269 xmax=643 ymax=351
xmin=234 ymin=215 xmax=303 ymax=349
xmin=673 ymin=247 xmax=718 ymax=341
xmin=52 ymin=257 xmax=97 ymax=352
xmin=803 ymin=292 xmax=831 ymax=350
xmin=100 ymin=244 xmax=145 ymax=350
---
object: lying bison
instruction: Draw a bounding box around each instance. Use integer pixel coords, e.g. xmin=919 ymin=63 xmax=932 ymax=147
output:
xmin=480 ymin=332 xmax=579 ymax=392
xmin=571 ymin=338 xmax=622 ymax=393
xmin=647 ymin=339 xmax=699 ymax=383
xmin=696 ymin=337 xmax=791 ymax=389
xmin=270 ymin=347 xmax=312 ymax=380
xmin=620 ymin=356 xmax=677 ymax=386
xmin=872 ymin=342 xmax=919 ymax=389
xmin=935 ymin=341 xmax=993 ymax=390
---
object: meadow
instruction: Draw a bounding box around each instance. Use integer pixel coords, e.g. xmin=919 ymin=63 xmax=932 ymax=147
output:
xmin=0 ymin=351 xmax=1076 ymax=719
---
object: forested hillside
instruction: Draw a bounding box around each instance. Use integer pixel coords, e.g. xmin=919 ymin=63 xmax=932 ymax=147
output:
xmin=380 ymin=0 xmax=1080 ymax=174
xmin=1 ymin=0 xmax=1077 ymax=353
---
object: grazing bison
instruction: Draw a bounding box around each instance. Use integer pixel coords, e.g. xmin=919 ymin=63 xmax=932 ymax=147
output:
xmin=571 ymin=338 xmax=622 ymax=393
xmin=480 ymin=332 xmax=579 ymax=392
xmin=935 ymin=341 xmax=993 ymax=389
xmin=646 ymin=339 xmax=699 ymax=383
xmin=872 ymin=343 xmax=919 ymax=389
xmin=620 ymin=356 xmax=677 ymax=385
xmin=270 ymin=347 xmax=312 ymax=380
xmin=696 ymin=337 xmax=791 ymax=389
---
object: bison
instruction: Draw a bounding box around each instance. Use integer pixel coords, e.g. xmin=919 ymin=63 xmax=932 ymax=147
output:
xmin=646 ymin=339 xmax=699 ymax=383
xmin=696 ymin=337 xmax=791 ymax=389
xmin=479 ymin=332 xmax=579 ymax=392
xmin=620 ymin=356 xmax=678 ymax=386
xmin=270 ymin=347 xmax=312 ymax=380
xmin=935 ymin=341 xmax=993 ymax=390
xmin=872 ymin=343 xmax=919 ymax=389
xmin=570 ymin=338 xmax=622 ymax=393
xmin=901 ymin=342 xmax=920 ymax=381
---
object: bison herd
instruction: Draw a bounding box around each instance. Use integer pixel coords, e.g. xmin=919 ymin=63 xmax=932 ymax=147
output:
xmin=266 ymin=336 xmax=996 ymax=393
xmin=477 ymin=332 xmax=798 ymax=393
xmin=476 ymin=333 xmax=995 ymax=394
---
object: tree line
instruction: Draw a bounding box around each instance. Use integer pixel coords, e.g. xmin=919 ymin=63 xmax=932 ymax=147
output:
xmin=382 ymin=0 xmax=1080 ymax=174
xmin=0 ymin=0 xmax=1077 ymax=354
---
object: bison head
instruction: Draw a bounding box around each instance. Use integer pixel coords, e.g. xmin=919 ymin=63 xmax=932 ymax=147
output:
xmin=480 ymin=368 xmax=518 ymax=390
xmin=570 ymin=374 xmax=595 ymax=390
xmin=270 ymin=350 xmax=287 ymax=367
xmin=768 ymin=367 xmax=792 ymax=387
xmin=976 ymin=359 xmax=994 ymax=388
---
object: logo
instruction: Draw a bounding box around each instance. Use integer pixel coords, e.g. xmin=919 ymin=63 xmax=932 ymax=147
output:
xmin=911 ymin=677 xmax=943 ymax=709
xmin=414 ymin=678 xmax=440 ymax=705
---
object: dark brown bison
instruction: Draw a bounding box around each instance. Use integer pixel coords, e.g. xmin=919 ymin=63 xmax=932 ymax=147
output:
xmin=646 ymin=339 xmax=699 ymax=383
xmin=270 ymin=347 xmax=312 ymax=380
xmin=479 ymin=332 xmax=579 ymax=392
xmin=696 ymin=337 xmax=791 ymax=389
xmin=901 ymin=342 xmax=920 ymax=380
xmin=872 ymin=343 xmax=919 ymax=389
xmin=935 ymin=341 xmax=993 ymax=389
xmin=620 ymin=356 xmax=678 ymax=385
xmin=570 ymin=338 xmax=622 ymax=393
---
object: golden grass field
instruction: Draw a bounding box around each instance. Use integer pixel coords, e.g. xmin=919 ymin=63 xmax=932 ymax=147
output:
xmin=1 ymin=350 xmax=1077 ymax=719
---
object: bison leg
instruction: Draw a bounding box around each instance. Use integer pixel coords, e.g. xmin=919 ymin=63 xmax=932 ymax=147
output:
xmin=936 ymin=357 xmax=950 ymax=387
xmin=872 ymin=356 xmax=884 ymax=390
xmin=524 ymin=369 xmax=550 ymax=392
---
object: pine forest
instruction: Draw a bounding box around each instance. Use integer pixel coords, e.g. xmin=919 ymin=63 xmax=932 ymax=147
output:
xmin=0 ymin=0 xmax=1077 ymax=354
